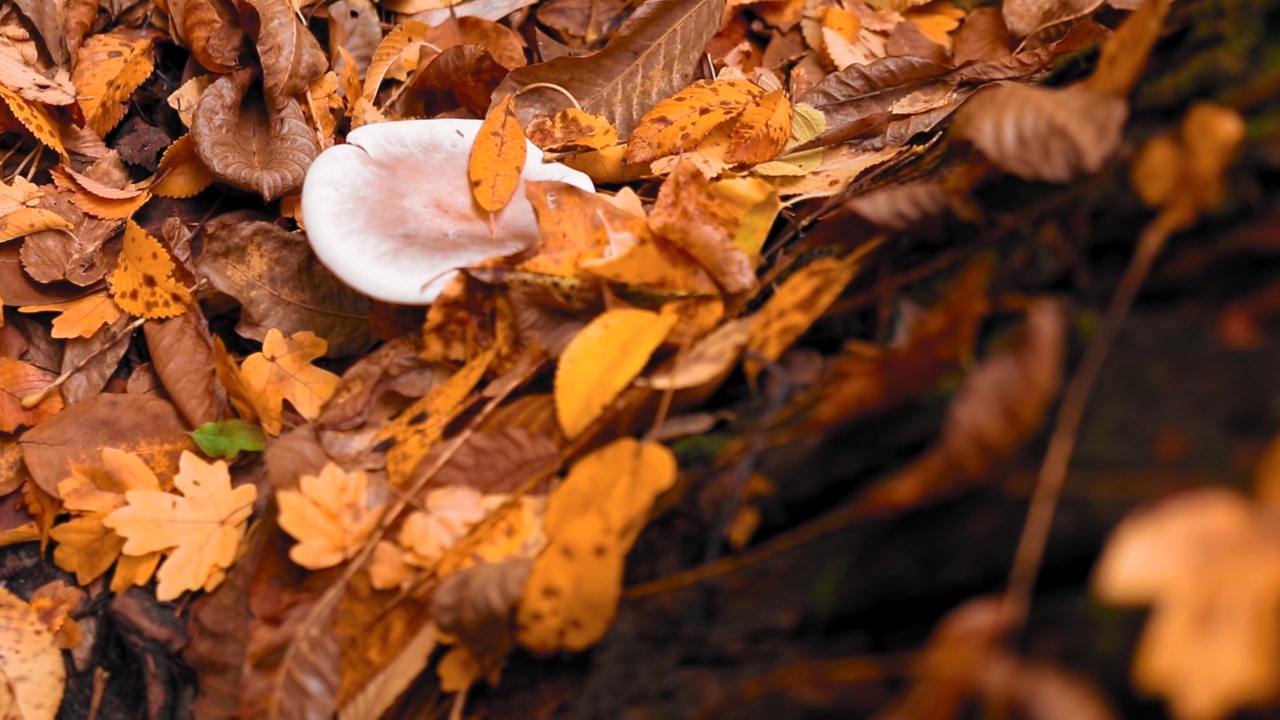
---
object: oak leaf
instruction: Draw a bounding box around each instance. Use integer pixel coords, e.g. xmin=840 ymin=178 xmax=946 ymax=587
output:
xmin=239 ymin=329 xmax=341 ymax=436
xmin=0 ymin=585 xmax=65 ymax=720
xmin=555 ymin=308 xmax=678 ymax=438
xmin=1094 ymin=488 xmax=1280 ymax=720
xmin=469 ymin=94 xmax=527 ymax=213
xmin=277 ymin=463 xmax=383 ymax=569
xmin=73 ymin=31 xmax=155 ymax=137
xmin=104 ymin=451 xmax=258 ymax=601
xmin=108 ymin=220 xmax=193 ymax=319
xmin=19 ymin=291 xmax=122 ymax=339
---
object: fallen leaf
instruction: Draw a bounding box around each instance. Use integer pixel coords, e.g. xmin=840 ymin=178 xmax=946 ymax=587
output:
xmin=191 ymin=420 xmax=268 ymax=461
xmin=1086 ymin=0 xmax=1170 ymax=96
xmin=1094 ymin=488 xmax=1280 ymax=720
xmin=108 ymin=219 xmax=193 ymax=319
xmin=744 ymin=253 xmax=865 ymax=383
xmin=725 ymin=89 xmax=793 ymax=165
xmin=0 ymin=206 xmax=73 ymax=243
xmin=522 ymin=180 xmax=647 ymax=277
xmin=646 ymin=316 xmax=755 ymax=391
xmin=545 ymin=437 xmax=678 ymax=546
xmin=240 ymin=0 xmax=328 ymax=103
xmin=495 ymin=0 xmax=729 ymax=137
xmin=73 ymin=30 xmax=154 ymax=137
xmin=0 ymin=359 xmax=62 ymax=433
xmin=649 ymin=159 xmax=759 ymax=293
xmin=469 ymin=95 xmax=527 ymax=213
xmin=278 ymin=463 xmax=383 ymax=569
xmin=239 ymin=329 xmax=341 ymax=436
xmin=167 ymin=0 xmax=245 ymax=73
xmin=555 ymin=307 xmax=678 ymax=438
xmin=49 ymin=165 xmax=152 ymax=220
xmin=152 ymin=134 xmax=215 ymax=198
xmin=29 ymin=580 xmax=84 ymax=649
xmin=144 ymin=309 xmax=226 ymax=428
xmin=104 ymin=451 xmax=258 ymax=601
xmin=526 ymin=108 xmax=620 ymax=152
xmin=19 ymin=291 xmax=122 ymax=339
xmin=1002 ymin=0 xmax=1102 ymax=37
xmin=0 ymin=585 xmax=65 ymax=720
xmin=625 ymin=79 xmax=763 ymax=163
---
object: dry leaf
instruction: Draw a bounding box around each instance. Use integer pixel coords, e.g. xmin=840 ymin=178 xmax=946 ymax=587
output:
xmin=152 ymin=134 xmax=216 ymax=198
xmin=108 ymin=219 xmax=193 ymax=319
xmin=1003 ymin=0 xmax=1102 ymax=37
xmin=144 ymin=309 xmax=227 ymax=428
xmin=0 ymin=84 xmax=66 ymax=159
xmin=0 ymin=585 xmax=65 ymax=720
xmin=952 ymin=83 xmax=1127 ymax=183
xmin=240 ymin=0 xmax=327 ymax=103
xmin=744 ymin=254 xmax=865 ymax=382
xmin=104 ymin=451 xmax=258 ymax=601
xmin=544 ymin=437 xmax=678 ymax=546
xmin=496 ymin=0 xmax=728 ymax=138
xmin=168 ymin=0 xmax=245 ymax=73
xmin=0 ymin=358 xmax=62 ymax=433
xmin=1094 ymin=489 xmax=1280 ymax=720
xmin=649 ymin=159 xmax=758 ymax=293
xmin=646 ymin=316 xmax=754 ymax=391
xmin=624 ymin=79 xmax=763 ymax=163
xmin=19 ymin=291 xmax=122 ymax=339
xmin=555 ymin=307 xmax=678 ymax=438
xmin=522 ymin=180 xmax=647 ymax=277
xmin=277 ymin=463 xmax=383 ymax=569
xmin=73 ymin=30 xmax=154 ymax=137
xmin=0 ymin=204 xmax=73 ymax=243
xmin=239 ymin=329 xmax=341 ymax=435
xmin=526 ymin=108 xmax=620 ymax=152
xmin=725 ymin=89 xmax=793 ymax=165
xmin=191 ymin=69 xmax=319 ymax=200
xmin=361 ymin=20 xmax=433 ymax=104
xmin=1086 ymin=0 xmax=1170 ymax=96
xmin=469 ymin=95 xmax=528 ymax=214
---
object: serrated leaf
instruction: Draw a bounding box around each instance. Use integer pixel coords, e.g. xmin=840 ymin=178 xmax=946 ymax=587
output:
xmin=624 ymin=79 xmax=763 ymax=163
xmin=108 ymin=220 xmax=192 ymax=319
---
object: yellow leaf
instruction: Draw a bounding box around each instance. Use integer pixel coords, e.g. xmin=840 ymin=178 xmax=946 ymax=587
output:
xmin=152 ymin=134 xmax=215 ymax=198
xmin=436 ymin=645 xmax=481 ymax=693
xmin=73 ymin=31 xmax=155 ymax=137
xmin=744 ymin=254 xmax=864 ymax=383
xmin=0 ymin=84 xmax=67 ymax=159
xmin=108 ymin=220 xmax=193 ymax=319
xmin=1093 ymin=488 xmax=1280 ymax=720
xmin=398 ymin=486 xmax=490 ymax=565
xmin=554 ymin=308 xmax=678 ymax=439
xmin=0 ymin=585 xmax=65 ymax=720
xmin=57 ymin=447 xmax=163 ymax=511
xmin=544 ymin=437 xmax=677 ymax=547
xmin=0 ymin=207 xmax=73 ymax=243
xmin=50 ymin=512 xmax=126 ymax=585
xmin=905 ymin=1 xmax=965 ymax=49
xmin=103 ymin=451 xmax=257 ymax=601
xmin=20 ymin=291 xmax=123 ymax=339
xmin=239 ymin=329 xmax=340 ymax=436
xmin=362 ymin=20 xmax=432 ymax=102
xmin=469 ymin=94 xmax=527 ymax=213
xmin=526 ymin=108 xmax=620 ymax=152
xmin=521 ymin=180 xmax=647 ymax=277
xmin=277 ymin=463 xmax=383 ymax=569
xmin=516 ymin=511 xmax=623 ymax=654
xmin=724 ymin=89 xmax=793 ymax=166
xmin=377 ymin=346 xmax=496 ymax=486
xmin=625 ymin=79 xmax=764 ymax=164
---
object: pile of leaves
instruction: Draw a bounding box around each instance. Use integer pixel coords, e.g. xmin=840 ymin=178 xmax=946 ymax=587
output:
xmin=0 ymin=0 xmax=1275 ymax=717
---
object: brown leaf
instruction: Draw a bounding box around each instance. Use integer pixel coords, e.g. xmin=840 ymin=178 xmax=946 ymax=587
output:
xmin=413 ymin=44 xmax=510 ymax=117
xmin=1085 ymin=0 xmax=1171 ymax=97
xmin=0 ymin=41 xmax=75 ymax=106
xmin=144 ymin=310 xmax=227 ymax=428
xmin=240 ymin=0 xmax=328 ymax=103
xmin=57 ymin=314 xmax=132 ymax=405
xmin=433 ymin=557 xmax=533 ymax=663
xmin=952 ymin=83 xmax=1127 ymax=183
xmin=887 ymin=20 xmax=950 ymax=64
xmin=0 ymin=359 xmax=62 ymax=433
xmin=1002 ymin=0 xmax=1103 ymax=37
xmin=648 ymin=159 xmax=758 ymax=294
xmin=624 ymin=79 xmax=763 ymax=163
xmin=12 ymin=0 xmax=69 ymax=65
xmin=495 ymin=0 xmax=728 ymax=138
xmin=19 ymin=393 xmax=197 ymax=498
xmin=168 ymin=0 xmax=246 ymax=73
xmin=842 ymin=179 xmax=950 ymax=230
xmin=191 ymin=69 xmax=319 ymax=201
xmin=952 ymin=7 xmax=1012 ymax=65
xmin=428 ymin=427 xmax=560 ymax=494
xmin=798 ymin=55 xmax=951 ymax=148
xmin=197 ymin=218 xmax=372 ymax=357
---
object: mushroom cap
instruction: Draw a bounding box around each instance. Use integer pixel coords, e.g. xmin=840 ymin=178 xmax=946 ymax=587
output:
xmin=301 ymin=118 xmax=594 ymax=304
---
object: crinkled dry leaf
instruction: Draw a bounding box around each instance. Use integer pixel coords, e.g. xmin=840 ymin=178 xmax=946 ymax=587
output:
xmin=470 ymin=95 xmax=527 ymax=213
xmin=168 ymin=0 xmax=245 ymax=73
xmin=240 ymin=0 xmax=327 ymax=103
xmin=278 ymin=463 xmax=383 ymax=569
xmin=798 ymin=55 xmax=949 ymax=149
xmin=952 ymin=83 xmax=1127 ymax=183
xmin=104 ymin=451 xmax=257 ymax=601
xmin=0 ymin=585 xmax=65 ymax=720
xmin=649 ymin=159 xmax=758 ymax=293
xmin=555 ymin=308 xmax=677 ymax=439
xmin=108 ymin=219 xmax=192 ymax=319
xmin=527 ymin=108 xmax=620 ymax=152
xmin=49 ymin=165 xmax=152 ymax=220
xmin=496 ymin=0 xmax=728 ymax=138
xmin=725 ymin=89 xmax=793 ymax=165
xmin=239 ymin=329 xmax=341 ymax=436
xmin=73 ymin=31 xmax=154 ymax=137
xmin=1094 ymin=489 xmax=1280 ymax=720
xmin=191 ymin=69 xmax=319 ymax=200
xmin=361 ymin=20 xmax=433 ymax=103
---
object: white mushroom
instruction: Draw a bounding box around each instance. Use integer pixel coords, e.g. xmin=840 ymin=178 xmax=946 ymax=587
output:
xmin=301 ymin=118 xmax=594 ymax=304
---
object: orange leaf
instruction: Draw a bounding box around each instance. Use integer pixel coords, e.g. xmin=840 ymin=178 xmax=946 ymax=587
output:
xmin=469 ymin=94 xmax=527 ymax=213
xmin=277 ymin=463 xmax=383 ymax=569
xmin=0 ymin=585 xmax=65 ymax=720
xmin=0 ymin=206 xmax=73 ymax=243
xmin=521 ymin=180 xmax=647 ymax=277
xmin=0 ymin=359 xmax=62 ymax=433
xmin=238 ymin=329 xmax=340 ymax=436
xmin=624 ymin=79 xmax=764 ymax=164
xmin=103 ymin=451 xmax=257 ymax=601
xmin=744 ymin=254 xmax=864 ymax=383
xmin=108 ymin=220 xmax=192 ymax=319
xmin=725 ymin=89 xmax=793 ymax=166
xmin=555 ymin=307 xmax=678 ymax=439
xmin=526 ymin=108 xmax=620 ymax=152
xmin=20 ymin=291 xmax=123 ymax=339
xmin=152 ymin=134 xmax=215 ymax=198
xmin=544 ymin=437 xmax=678 ymax=547
xmin=0 ymin=84 xmax=67 ymax=159
xmin=50 ymin=165 xmax=152 ymax=219
xmin=72 ymin=31 xmax=154 ymax=137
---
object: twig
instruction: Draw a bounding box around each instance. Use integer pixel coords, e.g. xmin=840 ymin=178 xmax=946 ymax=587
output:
xmin=21 ymin=316 xmax=147 ymax=408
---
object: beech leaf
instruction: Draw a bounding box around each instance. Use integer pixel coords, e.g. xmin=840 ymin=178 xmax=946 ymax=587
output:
xmin=469 ymin=95 xmax=527 ymax=213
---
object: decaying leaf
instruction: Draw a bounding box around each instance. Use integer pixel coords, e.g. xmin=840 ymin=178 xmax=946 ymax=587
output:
xmin=240 ymin=0 xmax=328 ymax=103
xmin=104 ymin=451 xmax=257 ymax=601
xmin=108 ymin=220 xmax=192 ymax=319
xmin=624 ymin=79 xmax=763 ymax=163
xmin=555 ymin=308 xmax=677 ymax=439
xmin=649 ymin=160 xmax=759 ymax=293
xmin=0 ymin=358 xmax=63 ymax=433
xmin=168 ymin=0 xmax=246 ymax=73
xmin=277 ymin=463 xmax=383 ymax=569
xmin=73 ymin=30 xmax=154 ymax=137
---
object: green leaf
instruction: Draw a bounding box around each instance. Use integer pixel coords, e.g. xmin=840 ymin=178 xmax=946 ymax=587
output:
xmin=191 ymin=420 xmax=267 ymax=460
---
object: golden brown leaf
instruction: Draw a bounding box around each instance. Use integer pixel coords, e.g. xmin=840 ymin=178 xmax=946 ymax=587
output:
xmin=73 ymin=31 xmax=154 ymax=137
xmin=168 ymin=0 xmax=245 ymax=73
xmin=241 ymin=0 xmax=328 ymax=103
xmin=20 ymin=292 xmax=123 ymax=339
xmin=108 ymin=220 xmax=192 ymax=319
xmin=277 ymin=463 xmax=383 ymax=569
xmin=49 ymin=166 xmax=152 ymax=220
xmin=152 ymin=134 xmax=215 ymax=198
xmin=624 ymin=79 xmax=763 ymax=164
xmin=526 ymin=108 xmax=620 ymax=152
xmin=239 ymin=329 xmax=341 ymax=436
xmin=648 ymin=159 xmax=758 ymax=293
xmin=469 ymin=95 xmax=528 ymax=213
xmin=0 ymin=585 xmax=65 ymax=720
xmin=724 ymin=89 xmax=793 ymax=166
xmin=104 ymin=451 xmax=257 ymax=601
xmin=555 ymin=307 xmax=678 ymax=438
xmin=0 ymin=359 xmax=62 ymax=433
xmin=0 ymin=84 xmax=66 ymax=159
xmin=544 ymin=437 xmax=678 ymax=546
xmin=0 ymin=207 xmax=73 ymax=243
